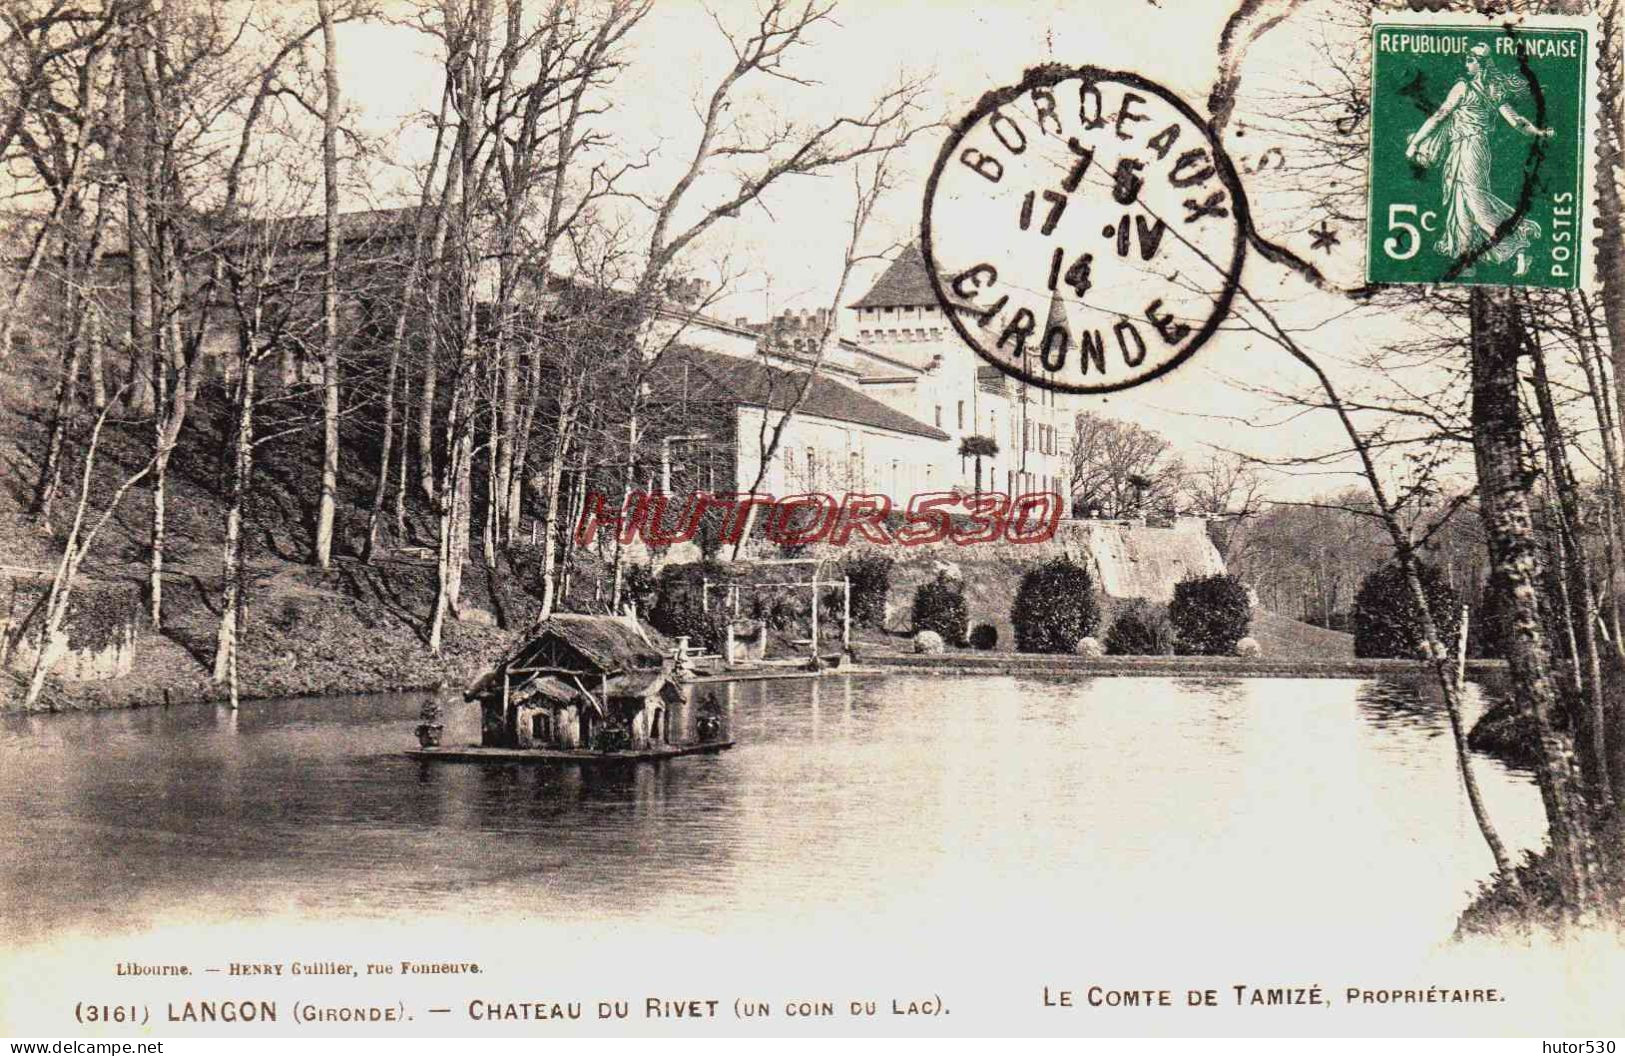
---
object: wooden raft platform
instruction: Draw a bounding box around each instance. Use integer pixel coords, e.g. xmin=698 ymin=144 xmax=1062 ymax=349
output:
xmin=406 ymin=741 xmax=735 ymax=765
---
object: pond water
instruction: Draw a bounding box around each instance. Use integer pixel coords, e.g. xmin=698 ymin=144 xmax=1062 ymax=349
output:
xmin=0 ymin=673 xmax=1544 ymax=962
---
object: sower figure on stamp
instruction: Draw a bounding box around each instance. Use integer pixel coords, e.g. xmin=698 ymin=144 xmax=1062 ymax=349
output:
xmin=1404 ymin=42 xmax=1556 ymax=277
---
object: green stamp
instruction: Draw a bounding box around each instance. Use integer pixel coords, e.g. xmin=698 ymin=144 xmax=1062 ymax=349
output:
xmin=1366 ymin=19 xmax=1589 ymax=289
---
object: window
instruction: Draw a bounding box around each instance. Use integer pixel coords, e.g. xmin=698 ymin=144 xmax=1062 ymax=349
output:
xmin=806 ymin=447 xmax=818 ymax=488
xmin=935 ymin=405 xmax=943 ymax=428
xmin=956 ymin=401 xmax=965 ymax=429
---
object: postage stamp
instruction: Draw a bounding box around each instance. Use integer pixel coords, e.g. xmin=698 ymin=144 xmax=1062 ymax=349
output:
xmin=922 ymin=66 xmax=1248 ymax=395
xmin=1366 ymin=12 xmax=1595 ymax=289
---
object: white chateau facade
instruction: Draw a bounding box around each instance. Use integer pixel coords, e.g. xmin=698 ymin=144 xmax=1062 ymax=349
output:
xmin=656 ymin=243 xmax=1073 ymax=514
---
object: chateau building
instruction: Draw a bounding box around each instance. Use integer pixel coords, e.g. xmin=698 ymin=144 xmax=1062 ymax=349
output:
xmin=655 ymin=243 xmax=1073 ymax=514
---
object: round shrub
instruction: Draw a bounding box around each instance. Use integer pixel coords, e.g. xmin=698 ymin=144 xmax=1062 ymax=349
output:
xmin=911 ymin=573 xmax=969 ymax=647
xmin=913 ymin=630 xmax=945 ymax=654
xmin=1235 ymin=636 xmax=1262 ymax=658
xmin=1075 ymin=636 xmax=1105 ymax=658
xmin=1104 ymin=602 xmax=1172 ymax=656
xmin=621 ymin=562 xmax=658 ymax=613
xmin=843 ymin=552 xmax=894 ymax=629
xmin=649 ymin=563 xmax=730 ymax=652
xmin=1011 ymin=557 xmax=1100 ymax=654
xmin=1169 ymin=573 xmax=1253 ymax=656
xmin=1353 ymin=561 xmax=1462 ymax=660
xmin=969 ymin=623 xmax=999 ymax=650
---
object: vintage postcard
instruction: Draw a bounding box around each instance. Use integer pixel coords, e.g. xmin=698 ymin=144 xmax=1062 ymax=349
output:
xmin=3 ymin=0 xmax=1624 ymax=1043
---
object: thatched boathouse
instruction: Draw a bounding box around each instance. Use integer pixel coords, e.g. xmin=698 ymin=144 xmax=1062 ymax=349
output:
xmin=466 ymin=614 xmax=686 ymax=752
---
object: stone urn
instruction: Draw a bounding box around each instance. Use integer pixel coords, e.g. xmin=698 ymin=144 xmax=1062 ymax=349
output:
xmin=415 ymin=691 xmax=446 ymax=748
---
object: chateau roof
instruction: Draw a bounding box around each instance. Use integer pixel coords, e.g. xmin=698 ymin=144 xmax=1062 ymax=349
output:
xmin=654 ymin=345 xmax=950 ymax=441
xmin=99 ymin=205 xmax=428 ymax=259
xmin=848 ymin=242 xmax=938 ymax=309
xmin=466 ymin=615 xmax=673 ymax=701
xmin=524 ymin=614 xmax=672 ymax=672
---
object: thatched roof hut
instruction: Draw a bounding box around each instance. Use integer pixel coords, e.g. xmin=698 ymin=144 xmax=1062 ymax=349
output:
xmin=466 ymin=614 xmax=675 ymax=703
xmin=467 ymin=614 xmax=686 ymax=752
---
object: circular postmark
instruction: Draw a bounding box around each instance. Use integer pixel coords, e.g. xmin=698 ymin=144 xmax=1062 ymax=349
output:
xmin=923 ymin=66 xmax=1249 ymax=395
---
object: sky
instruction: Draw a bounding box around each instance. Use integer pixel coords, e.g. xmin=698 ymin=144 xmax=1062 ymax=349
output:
xmin=0 ymin=0 xmax=1499 ymax=505
xmin=325 ymin=0 xmax=1446 ymax=503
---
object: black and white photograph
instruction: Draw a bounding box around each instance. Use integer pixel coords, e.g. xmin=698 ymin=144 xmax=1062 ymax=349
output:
xmin=1 ymin=0 xmax=1623 ymax=1042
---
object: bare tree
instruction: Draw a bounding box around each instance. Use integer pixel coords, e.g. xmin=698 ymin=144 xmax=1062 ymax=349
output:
xmin=727 ymin=150 xmax=913 ymax=561
xmin=1184 ymin=453 xmax=1265 ymax=563
xmin=1070 ymin=413 xmax=1185 ymax=519
xmin=312 ymin=0 xmax=344 ymax=569
xmin=14 ymin=386 xmax=167 ymax=709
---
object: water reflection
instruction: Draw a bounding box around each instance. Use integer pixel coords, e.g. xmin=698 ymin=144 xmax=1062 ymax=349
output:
xmin=0 ymin=674 xmax=1545 ymax=955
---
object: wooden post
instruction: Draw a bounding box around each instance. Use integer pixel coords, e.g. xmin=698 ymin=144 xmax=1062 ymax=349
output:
xmin=702 ymin=579 xmax=709 ymax=612
xmin=842 ymin=576 xmax=851 ymax=652
xmin=810 ymin=570 xmax=820 ymax=662
xmin=1456 ymin=604 xmax=1470 ymax=692
xmin=732 ymin=584 xmax=739 ymax=619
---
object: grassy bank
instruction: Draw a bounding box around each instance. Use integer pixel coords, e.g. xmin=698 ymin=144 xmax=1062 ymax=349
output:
xmin=1 ymin=552 xmax=532 ymax=712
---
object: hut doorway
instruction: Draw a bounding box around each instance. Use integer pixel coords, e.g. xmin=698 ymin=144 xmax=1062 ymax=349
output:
xmin=650 ymin=707 xmax=664 ymax=744
xmin=579 ymin=711 xmax=594 ymax=749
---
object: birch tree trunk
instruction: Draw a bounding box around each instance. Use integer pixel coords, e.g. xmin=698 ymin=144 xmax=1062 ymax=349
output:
xmin=1528 ymin=322 xmax=1609 ymax=804
xmin=1592 ymin=0 xmax=1625 ymax=436
xmin=1470 ymin=287 xmax=1594 ymax=912
xmin=313 ymin=0 xmax=343 ymax=569
xmin=212 ymin=332 xmax=256 ymax=709
xmin=535 ymin=382 xmax=578 ymax=620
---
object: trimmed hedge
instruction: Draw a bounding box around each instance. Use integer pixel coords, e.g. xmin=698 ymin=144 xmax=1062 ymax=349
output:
xmin=1169 ymin=574 xmax=1252 ymax=656
xmin=843 ymin=552 xmax=894 ymax=629
xmin=1104 ymin=601 xmax=1173 ymax=656
xmin=1011 ymin=557 xmax=1100 ymax=654
xmin=911 ymin=573 xmax=969 ymax=647
xmin=648 ymin=562 xmax=730 ymax=652
xmin=1353 ymin=560 xmax=1461 ymax=660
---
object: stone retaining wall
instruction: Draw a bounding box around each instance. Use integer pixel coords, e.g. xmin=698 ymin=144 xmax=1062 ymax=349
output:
xmin=2 ymin=577 xmax=139 ymax=681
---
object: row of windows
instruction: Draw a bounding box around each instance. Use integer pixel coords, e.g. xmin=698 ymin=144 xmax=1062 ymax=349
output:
xmin=859 ymin=328 xmax=944 ymax=342
xmin=858 ymin=305 xmax=939 ymax=319
xmin=932 ymin=401 xmax=1064 ymax=455
xmin=781 ymin=442 xmax=1067 ymax=499
xmin=935 ymin=401 xmax=991 ymax=434
xmin=783 ymin=447 xmax=935 ymax=492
